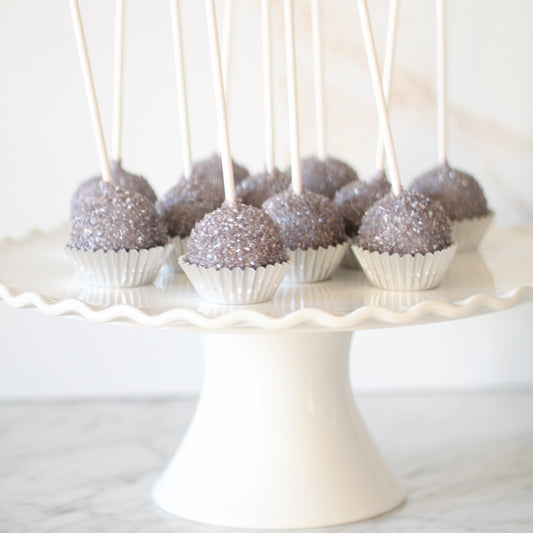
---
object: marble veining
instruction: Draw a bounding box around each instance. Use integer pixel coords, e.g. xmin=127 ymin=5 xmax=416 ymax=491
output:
xmin=0 ymin=393 xmax=532 ymax=532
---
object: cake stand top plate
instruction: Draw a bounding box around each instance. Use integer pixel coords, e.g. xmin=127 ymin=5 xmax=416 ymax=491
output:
xmin=0 ymin=224 xmax=532 ymax=331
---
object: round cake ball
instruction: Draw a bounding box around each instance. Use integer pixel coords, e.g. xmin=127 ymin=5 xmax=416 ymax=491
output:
xmin=157 ymin=174 xmax=225 ymax=238
xmin=192 ymin=153 xmax=249 ymax=186
xmin=357 ymin=188 xmax=452 ymax=256
xmin=186 ymin=199 xmax=288 ymax=270
xmin=262 ymin=189 xmax=346 ymax=251
xmin=70 ymin=160 xmax=157 ymax=217
xmin=333 ymin=171 xmax=391 ymax=237
xmin=69 ymin=181 xmax=168 ymax=252
xmin=235 ymin=167 xmax=290 ymax=208
xmin=288 ymin=156 xmax=359 ymax=199
xmin=410 ymin=162 xmax=489 ymax=221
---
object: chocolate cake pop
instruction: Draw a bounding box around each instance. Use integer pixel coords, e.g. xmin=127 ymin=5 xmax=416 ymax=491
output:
xmin=263 ymin=189 xmax=346 ymax=250
xmin=70 ymin=160 xmax=157 ymax=217
xmin=186 ymin=199 xmax=288 ymax=270
xmin=235 ymin=168 xmax=290 ymax=208
xmin=357 ymin=188 xmax=452 ymax=256
xmin=69 ymin=181 xmax=167 ymax=252
xmin=157 ymin=174 xmax=224 ymax=239
xmin=193 ymin=153 xmax=249 ymax=186
xmin=333 ymin=171 xmax=391 ymax=238
xmin=410 ymin=162 xmax=489 ymax=221
xmin=288 ymin=156 xmax=359 ymax=199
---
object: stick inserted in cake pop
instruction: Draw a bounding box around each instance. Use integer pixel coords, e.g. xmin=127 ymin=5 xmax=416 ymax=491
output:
xmin=69 ymin=0 xmax=112 ymax=183
xmin=311 ymin=0 xmax=326 ymax=160
xmin=436 ymin=0 xmax=446 ymax=165
xmin=374 ymin=0 xmax=398 ymax=174
xmin=171 ymin=0 xmax=193 ymax=179
xmin=221 ymin=0 xmax=234 ymax=96
xmin=284 ymin=0 xmax=302 ymax=195
xmin=111 ymin=0 xmax=125 ymax=163
xmin=205 ymin=0 xmax=235 ymax=204
xmin=262 ymin=0 xmax=275 ymax=173
xmin=357 ymin=0 xmax=401 ymax=195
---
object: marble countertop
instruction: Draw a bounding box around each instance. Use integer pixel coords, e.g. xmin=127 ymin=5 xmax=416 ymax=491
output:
xmin=1 ymin=393 xmax=532 ymax=533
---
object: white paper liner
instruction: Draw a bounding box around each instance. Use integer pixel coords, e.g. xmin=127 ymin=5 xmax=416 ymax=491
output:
xmin=179 ymin=256 xmax=291 ymax=305
xmin=284 ymin=242 xmax=348 ymax=284
xmin=452 ymin=212 xmax=494 ymax=252
xmin=353 ymin=244 xmax=457 ymax=291
xmin=65 ymin=244 xmax=172 ymax=288
xmin=165 ymin=235 xmax=188 ymax=272
xmin=341 ymin=237 xmax=361 ymax=270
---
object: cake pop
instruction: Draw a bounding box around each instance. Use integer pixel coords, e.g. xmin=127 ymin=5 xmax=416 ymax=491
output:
xmin=186 ymin=199 xmax=288 ymax=269
xmin=333 ymin=171 xmax=391 ymax=238
xmin=236 ymin=168 xmax=290 ymax=207
xmin=157 ymin=173 xmax=224 ymax=239
xmin=69 ymin=181 xmax=167 ymax=252
xmin=70 ymin=160 xmax=157 ymax=217
xmin=263 ymin=188 xmax=346 ymax=251
xmin=193 ymin=153 xmax=249 ymax=185
xmin=357 ymin=188 xmax=451 ymax=255
xmin=179 ymin=0 xmax=290 ymax=304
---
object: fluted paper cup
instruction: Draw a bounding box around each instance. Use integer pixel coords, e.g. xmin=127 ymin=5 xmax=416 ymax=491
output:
xmin=179 ymin=256 xmax=291 ymax=305
xmin=452 ymin=211 xmax=494 ymax=252
xmin=165 ymin=235 xmax=188 ymax=272
xmin=284 ymin=242 xmax=347 ymax=284
xmin=65 ymin=244 xmax=172 ymax=288
xmin=353 ymin=244 xmax=457 ymax=291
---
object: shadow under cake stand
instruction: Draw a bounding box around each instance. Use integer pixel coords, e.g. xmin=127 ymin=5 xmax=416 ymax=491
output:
xmin=1 ymin=225 xmax=532 ymax=529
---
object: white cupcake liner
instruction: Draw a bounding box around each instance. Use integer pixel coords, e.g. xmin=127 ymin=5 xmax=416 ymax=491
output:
xmin=452 ymin=211 xmax=494 ymax=252
xmin=65 ymin=244 xmax=172 ymax=288
xmin=165 ymin=235 xmax=188 ymax=273
xmin=178 ymin=256 xmax=291 ymax=305
xmin=353 ymin=244 xmax=457 ymax=291
xmin=341 ymin=237 xmax=361 ymax=270
xmin=284 ymin=242 xmax=348 ymax=284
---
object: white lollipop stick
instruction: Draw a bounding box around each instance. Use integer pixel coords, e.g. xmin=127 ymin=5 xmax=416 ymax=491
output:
xmin=69 ymin=0 xmax=112 ymax=183
xmin=171 ymin=0 xmax=193 ymax=179
xmin=357 ymin=0 xmax=401 ymax=195
xmin=262 ymin=0 xmax=275 ymax=173
xmin=205 ymin=0 xmax=235 ymax=204
xmin=111 ymin=0 xmax=125 ymax=163
xmin=221 ymin=0 xmax=234 ymax=96
xmin=436 ymin=0 xmax=447 ymax=164
xmin=374 ymin=0 xmax=399 ymax=173
xmin=311 ymin=0 xmax=326 ymax=160
xmin=284 ymin=0 xmax=302 ymax=195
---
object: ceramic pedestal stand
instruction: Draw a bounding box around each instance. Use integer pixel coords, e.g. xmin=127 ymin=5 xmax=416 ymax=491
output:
xmin=152 ymin=331 xmax=404 ymax=529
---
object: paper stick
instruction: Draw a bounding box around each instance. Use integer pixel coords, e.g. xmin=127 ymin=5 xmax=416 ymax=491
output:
xmin=221 ymin=0 xmax=234 ymax=96
xmin=436 ymin=0 xmax=446 ymax=164
xmin=171 ymin=0 xmax=193 ymax=179
xmin=357 ymin=0 xmax=401 ymax=195
xmin=69 ymin=0 xmax=112 ymax=183
xmin=374 ymin=0 xmax=398 ymax=173
xmin=262 ymin=0 xmax=275 ymax=173
xmin=284 ymin=0 xmax=302 ymax=195
xmin=311 ymin=0 xmax=326 ymax=160
xmin=205 ymin=0 xmax=235 ymax=203
xmin=111 ymin=0 xmax=125 ymax=163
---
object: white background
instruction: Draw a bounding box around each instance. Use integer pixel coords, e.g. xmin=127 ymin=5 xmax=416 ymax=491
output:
xmin=0 ymin=0 xmax=532 ymax=398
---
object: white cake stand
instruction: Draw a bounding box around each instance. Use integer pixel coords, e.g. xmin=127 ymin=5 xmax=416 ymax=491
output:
xmin=1 ymin=224 xmax=532 ymax=529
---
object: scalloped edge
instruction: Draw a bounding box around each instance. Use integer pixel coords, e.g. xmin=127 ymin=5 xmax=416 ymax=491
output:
xmin=1 ymin=225 xmax=533 ymax=331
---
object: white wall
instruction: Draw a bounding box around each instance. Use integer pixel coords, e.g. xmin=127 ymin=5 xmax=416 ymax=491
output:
xmin=0 ymin=0 xmax=532 ymax=398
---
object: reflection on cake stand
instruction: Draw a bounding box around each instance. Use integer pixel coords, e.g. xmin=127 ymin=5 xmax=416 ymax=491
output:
xmin=1 ymin=225 xmax=532 ymax=528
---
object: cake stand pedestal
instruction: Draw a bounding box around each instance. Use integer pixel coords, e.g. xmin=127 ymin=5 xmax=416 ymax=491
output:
xmin=1 ymin=225 xmax=532 ymax=529
xmin=153 ymin=331 xmax=404 ymax=529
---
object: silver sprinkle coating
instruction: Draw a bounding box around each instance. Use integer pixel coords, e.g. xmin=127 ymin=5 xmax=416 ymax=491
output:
xmin=235 ymin=167 xmax=291 ymax=208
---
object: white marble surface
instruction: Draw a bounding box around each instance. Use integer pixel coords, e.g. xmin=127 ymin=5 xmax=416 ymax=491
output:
xmin=1 ymin=393 xmax=532 ymax=532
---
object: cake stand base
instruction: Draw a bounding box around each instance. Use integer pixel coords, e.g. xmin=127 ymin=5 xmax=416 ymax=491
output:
xmin=152 ymin=331 xmax=405 ymax=529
